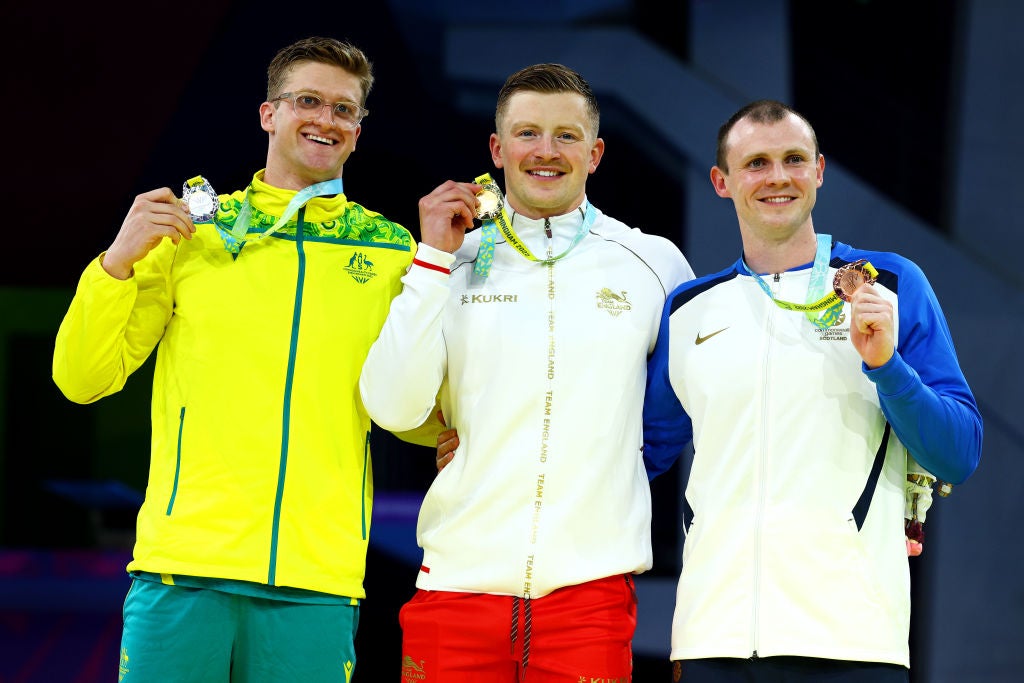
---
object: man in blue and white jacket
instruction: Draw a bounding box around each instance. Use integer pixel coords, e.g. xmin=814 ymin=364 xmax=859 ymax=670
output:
xmin=643 ymin=100 xmax=982 ymax=682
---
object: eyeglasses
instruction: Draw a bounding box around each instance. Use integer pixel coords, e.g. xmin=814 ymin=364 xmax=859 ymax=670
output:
xmin=271 ymin=91 xmax=369 ymax=129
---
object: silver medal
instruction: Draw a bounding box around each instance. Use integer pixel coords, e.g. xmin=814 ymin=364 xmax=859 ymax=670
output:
xmin=182 ymin=175 xmax=220 ymax=223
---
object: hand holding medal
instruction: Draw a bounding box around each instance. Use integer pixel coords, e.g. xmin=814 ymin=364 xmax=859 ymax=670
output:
xmin=845 ymin=258 xmax=895 ymax=368
xmin=832 ymin=259 xmax=879 ymax=302
xmin=102 ymin=182 xmax=204 ymax=280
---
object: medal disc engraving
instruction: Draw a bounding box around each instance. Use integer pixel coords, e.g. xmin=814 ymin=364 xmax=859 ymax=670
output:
xmin=475 ymin=186 xmax=502 ymax=220
xmin=182 ymin=175 xmax=220 ymax=223
xmin=187 ymin=191 xmax=216 ymax=219
xmin=833 ymin=260 xmax=877 ymax=302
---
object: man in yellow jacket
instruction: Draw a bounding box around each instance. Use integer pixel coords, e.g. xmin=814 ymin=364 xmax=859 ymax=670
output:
xmin=52 ymin=36 xmax=414 ymax=682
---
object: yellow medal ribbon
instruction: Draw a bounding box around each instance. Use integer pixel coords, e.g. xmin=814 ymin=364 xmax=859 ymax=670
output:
xmin=742 ymin=235 xmax=879 ymax=328
xmin=472 ymin=173 xmax=595 ymax=277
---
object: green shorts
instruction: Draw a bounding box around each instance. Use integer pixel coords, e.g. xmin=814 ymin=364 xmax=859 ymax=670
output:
xmin=119 ymin=576 xmax=359 ymax=682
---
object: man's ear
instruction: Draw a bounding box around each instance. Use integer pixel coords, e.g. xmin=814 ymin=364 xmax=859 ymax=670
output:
xmin=588 ymin=137 xmax=605 ymax=174
xmin=489 ymin=133 xmax=503 ymax=169
xmin=260 ymin=101 xmax=276 ymax=133
xmin=710 ymin=166 xmax=730 ymax=198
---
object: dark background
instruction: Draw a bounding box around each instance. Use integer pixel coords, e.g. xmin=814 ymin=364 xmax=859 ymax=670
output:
xmin=0 ymin=1 xmax=1004 ymax=682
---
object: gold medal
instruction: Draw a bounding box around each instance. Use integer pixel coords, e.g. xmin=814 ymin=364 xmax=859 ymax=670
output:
xmin=182 ymin=175 xmax=220 ymax=223
xmin=832 ymin=259 xmax=878 ymax=301
xmin=475 ymin=183 xmax=503 ymax=220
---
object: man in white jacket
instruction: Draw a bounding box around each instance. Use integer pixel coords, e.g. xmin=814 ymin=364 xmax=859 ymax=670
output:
xmin=359 ymin=63 xmax=693 ymax=682
xmin=644 ymin=99 xmax=982 ymax=682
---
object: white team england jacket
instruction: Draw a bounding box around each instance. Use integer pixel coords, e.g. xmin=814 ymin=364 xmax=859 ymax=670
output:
xmin=360 ymin=201 xmax=694 ymax=597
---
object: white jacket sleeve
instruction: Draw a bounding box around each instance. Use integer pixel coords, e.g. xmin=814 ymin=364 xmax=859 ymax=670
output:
xmin=359 ymin=243 xmax=455 ymax=432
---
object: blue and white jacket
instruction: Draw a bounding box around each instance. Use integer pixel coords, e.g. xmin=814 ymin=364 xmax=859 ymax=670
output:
xmin=643 ymin=239 xmax=982 ymax=667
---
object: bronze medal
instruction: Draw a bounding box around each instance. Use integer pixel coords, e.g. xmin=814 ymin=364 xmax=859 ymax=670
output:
xmin=832 ymin=260 xmax=877 ymax=302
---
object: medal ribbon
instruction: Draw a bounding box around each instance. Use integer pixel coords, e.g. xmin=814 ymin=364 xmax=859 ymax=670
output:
xmin=222 ymin=178 xmax=345 ymax=242
xmin=741 ymin=233 xmax=849 ymax=329
xmin=473 ymin=173 xmax=506 ymax=278
xmin=502 ymin=203 xmax=594 ymax=265
xmin=473 ymin=174 xmax=596 ymax=278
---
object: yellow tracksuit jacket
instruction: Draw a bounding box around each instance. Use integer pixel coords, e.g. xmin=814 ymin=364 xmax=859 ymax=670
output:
xmin=53 ymin=171 xmax=414 ymax=598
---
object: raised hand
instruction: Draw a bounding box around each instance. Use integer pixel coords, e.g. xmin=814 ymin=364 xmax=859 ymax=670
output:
xmin=848 ymin=283 xmax=895 ymax=369
xmin=417 ymin=180 xmax=480 ymax=254
xmin=102 ymin=188 xmax=196 ymax=279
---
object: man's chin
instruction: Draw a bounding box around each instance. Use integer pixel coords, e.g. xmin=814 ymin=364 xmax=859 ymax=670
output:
xmin=299 ymin=164 xmax=346 ymax=187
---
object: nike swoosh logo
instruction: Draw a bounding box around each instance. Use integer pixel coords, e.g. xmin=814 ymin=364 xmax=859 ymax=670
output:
xmin=695 ymin=327 xmax=729 ymax=345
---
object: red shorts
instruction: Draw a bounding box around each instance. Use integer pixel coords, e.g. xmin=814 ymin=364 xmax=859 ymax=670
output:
xmin=399 ymin=574 xmax=637 ymax=682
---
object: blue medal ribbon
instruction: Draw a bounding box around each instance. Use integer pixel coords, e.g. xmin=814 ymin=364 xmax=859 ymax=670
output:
xmin=218 ymin=178 xmax=345 ymax=247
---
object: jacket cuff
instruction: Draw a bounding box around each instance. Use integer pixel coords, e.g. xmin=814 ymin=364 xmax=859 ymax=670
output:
xmin=412 ymin=243 xmax=456 ymax=274
xmin=863 ymin=350 xmax=916 ymax=398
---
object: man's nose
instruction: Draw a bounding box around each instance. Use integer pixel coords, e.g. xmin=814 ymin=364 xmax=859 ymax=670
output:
xmin=315 ymin=104 xmax=336 ymax=126
xmin=535 ymin=135 xmax=559 ymax=158
xmin=765 ymin=161 xmax=789 ymax=184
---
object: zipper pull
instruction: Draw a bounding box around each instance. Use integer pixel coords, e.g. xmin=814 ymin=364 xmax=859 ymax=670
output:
xmin=544 ymin=217 xmax=552 ymax=239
